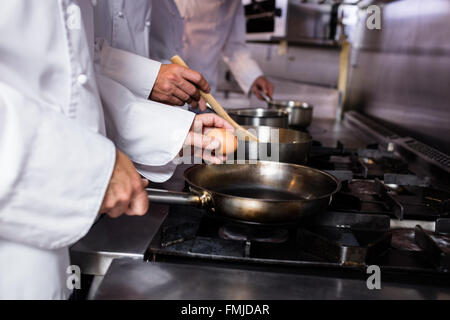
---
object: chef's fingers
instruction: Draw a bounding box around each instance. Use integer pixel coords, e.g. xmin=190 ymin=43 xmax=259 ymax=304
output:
xmin=126 ymin=189 xmax=149 ymax=216
xmin=154 ymin=91 xmax=185 ymax=106
xmin=107 ymin=206 xmax=127 ymax=218
xmin=198 ymin=97 xmax=207 ymax=112
xmin=190 ymin=100 xmax=199 ymax=109
xmin=201 ymin=152 xmax=223 ymax=165
xmin=108 ymin=185 xmax=133 ymax=218
xmin=102 ymin=195 xmax=129 ymax=219
xmin=181 ymin=68 xmax=210 ymax=93
xmin=185 ymin=132 xmax=220 ymax=151
xmin=176 ymin=79 xmax=201 ymax=102
xmin=167 ymin=94 xmax=185 ymax=106
xmin=195 ymin=113 xmax=235 ymax=132
xmin=171 ymin=86 xmax=192 ymax=105
xmin=252 ymin=85 xmax=264 ymax=101
xmin=193 ymin=117 xmax=203 ymax=134
xmin=263 ymin=80 xmax=274 ymax=98
xmin=267 ymin=83 xmax=274 ymax=97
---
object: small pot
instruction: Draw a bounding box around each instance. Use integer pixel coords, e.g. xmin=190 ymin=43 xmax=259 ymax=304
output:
xmin=267 ymin=100 xmax=313 ymax=129
xmin=228 ymin=125 xmax=312 ymax=165
xmin=228 ymin=108 xmax=289 ymax=128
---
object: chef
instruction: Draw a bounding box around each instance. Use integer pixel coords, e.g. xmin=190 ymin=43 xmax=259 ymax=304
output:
xmin=94 ymin=0 xmax=209 ymax=111
xmin=0 ymin=0 xmax=232 ymax=299
xmin=92 ymin=0 xmax=225 ymax=173
xmin=175 ymin=0 xmax=275 ymax=106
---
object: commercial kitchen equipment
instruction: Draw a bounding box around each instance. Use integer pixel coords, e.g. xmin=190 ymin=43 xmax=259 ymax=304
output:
xmin=229 ymin=108 xmax=289 ymax=128
xmin=146 ymin=161 xmax=339 ymax=224
xmin=71 ymin=114 xmax=450 ymax=300
xmin=243 ymin=0 xmax=339 ymax=45
xmin=267 ymin=100 xmax=314 ymax=128
xmin=232 ymin=125 xmax=312 ymax=164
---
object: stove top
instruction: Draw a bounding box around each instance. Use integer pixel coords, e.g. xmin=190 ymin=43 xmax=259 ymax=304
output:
xmin=147 ymin=140 xmax=450 ymax=281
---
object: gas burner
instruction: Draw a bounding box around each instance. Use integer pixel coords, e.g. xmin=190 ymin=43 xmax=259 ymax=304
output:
xmin=391 ymin=228 xmax=422 ymax=251
xmin=429 ymin=234 xmax=450 ymax=254
xmin=218 ymin=223 xmax=289 ymax=244
xmin=415 ymin=226 xmax=450 ymax=271
xmin=344 ymin=179 xmax=383 ymax=195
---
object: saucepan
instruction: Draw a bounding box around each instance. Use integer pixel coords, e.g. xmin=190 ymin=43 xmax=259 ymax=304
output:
xmin=229 ymin=125 xmax=312 ymax=164
xmin=262 ymin=94 xmax=314 ymax=129
xmin=146 ymin=161 xmax=340 ymax=224
xmin=228 ymin=108 xmax=289 ymax=128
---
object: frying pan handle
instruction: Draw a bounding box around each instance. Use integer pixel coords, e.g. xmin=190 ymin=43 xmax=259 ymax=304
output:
xmin=146 ymin=188 xmax=211 ymax=208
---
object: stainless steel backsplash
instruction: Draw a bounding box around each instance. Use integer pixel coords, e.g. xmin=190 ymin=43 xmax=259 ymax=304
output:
xmin=345 ymin=0 xmax=450 ymax=154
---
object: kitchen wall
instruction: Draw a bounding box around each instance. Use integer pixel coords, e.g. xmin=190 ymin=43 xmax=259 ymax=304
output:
xmin=345 ymin=0 xmax=450 ymax=154
xmin=247 ymin=42 xmax=340 ymax=88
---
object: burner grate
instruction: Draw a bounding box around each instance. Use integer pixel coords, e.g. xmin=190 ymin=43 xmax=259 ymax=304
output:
xmin=406 ymin=140 xmax=450 ymax=168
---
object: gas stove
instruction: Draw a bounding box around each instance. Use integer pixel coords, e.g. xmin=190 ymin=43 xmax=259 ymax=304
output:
xmin=72 ymin=114 xmax=450 ymax=300
xmin=147 ymin=137 xmax=450 ymax=280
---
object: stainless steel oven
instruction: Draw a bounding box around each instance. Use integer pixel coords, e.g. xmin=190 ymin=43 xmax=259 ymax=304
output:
xmin=243 ymin=0 xmax=337 ymax=44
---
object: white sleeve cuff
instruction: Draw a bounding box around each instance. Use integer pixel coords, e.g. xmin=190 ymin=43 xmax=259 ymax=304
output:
xmin=96 ymin=74 xmax=195 ymax=181
xmin=99 ymin=41 xmax=161 ymax=99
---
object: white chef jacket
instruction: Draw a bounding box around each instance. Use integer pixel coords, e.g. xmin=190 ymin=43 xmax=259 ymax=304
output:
xmin=175 ymin=0 xmax=264 ymax=95
xmin=0 ymin=0 xmax=192 ymax=299
xmin=93 ymin=0 xmax=194 ymax=181
xmin=0 ymin=0 xmax=115 ymax=299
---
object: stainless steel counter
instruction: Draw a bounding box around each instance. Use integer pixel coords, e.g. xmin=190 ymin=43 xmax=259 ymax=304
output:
xmin=94 ymin=258 xmax=450 ymax=300
xmin=70 ymin=202 xmax=168 ymax=276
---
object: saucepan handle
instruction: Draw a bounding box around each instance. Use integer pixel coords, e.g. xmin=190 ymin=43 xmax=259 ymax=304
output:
xmin=146 ymin=188 xmax=211 ymax=208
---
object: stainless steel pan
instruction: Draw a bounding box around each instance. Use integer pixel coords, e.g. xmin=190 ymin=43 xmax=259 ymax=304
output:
xmin=230 ymin=125 xmax=312 ymax=164
xmin=228 ymin=108 xmax=289 ymax=128
xmin=267 ymin=100 xmax=314 ymax=129
xmin=147 ymin=161 xmax=340 ymax=224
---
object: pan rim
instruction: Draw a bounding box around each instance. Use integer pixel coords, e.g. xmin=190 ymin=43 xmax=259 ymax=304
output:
xmin=183 ymin=161 xmax=341 ymax=203
xmin=228 ymin=108 xmax=289 ymax=118
xmin=269 ymin=101 xmax=314 ymax=109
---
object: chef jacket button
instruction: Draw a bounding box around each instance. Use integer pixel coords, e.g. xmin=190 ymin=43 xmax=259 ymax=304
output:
xmin=77 ymin=74 xmax=88 ymax=85
xmin=145 ymin=20 xmax=151 ymax=27
xmin=91 ymin=0 xmax=97 ymax=6
xmin=117 ymin=11 xmax=124 ymax=18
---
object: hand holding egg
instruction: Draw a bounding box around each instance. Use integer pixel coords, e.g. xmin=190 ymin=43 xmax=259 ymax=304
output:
xmin=182 ymin=113 xmax=236 ymax=164
xmin=206 ymin=128 xmax=238 ymax=156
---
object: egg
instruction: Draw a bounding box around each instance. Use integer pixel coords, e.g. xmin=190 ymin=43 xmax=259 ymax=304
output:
xmin=206 ymin=128 xmax=238 ymax=155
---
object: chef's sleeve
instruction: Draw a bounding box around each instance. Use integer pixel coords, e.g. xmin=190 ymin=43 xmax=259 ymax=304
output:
xmin=222 ymin=3 xmax=264 ymax=95
xmin=0 ymin=82 xmax=116 ymax=250
xmin=95 ymin=72 xmax=194 ymax=183
xmin=95 ymin=39 xmax=161 ymax=100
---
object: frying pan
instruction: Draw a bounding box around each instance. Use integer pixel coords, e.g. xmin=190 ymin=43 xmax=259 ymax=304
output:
xmin=147 ymin=161 xmax=340 ymax=224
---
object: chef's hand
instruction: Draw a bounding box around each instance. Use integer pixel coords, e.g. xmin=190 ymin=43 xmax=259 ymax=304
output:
xmin=182 ymin=113 xmax=235 ymax=164
xmin=251 ymin=76 xmax=274 ymax=101
xmin=99 ymin=150 xmax=149 ymax=218
xmin=150 ymin=64 xmax=210 ymax=111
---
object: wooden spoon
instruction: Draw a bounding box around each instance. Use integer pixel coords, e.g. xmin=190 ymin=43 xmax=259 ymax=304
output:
xmin=171 ymin=55 xmax=259 ymax=142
